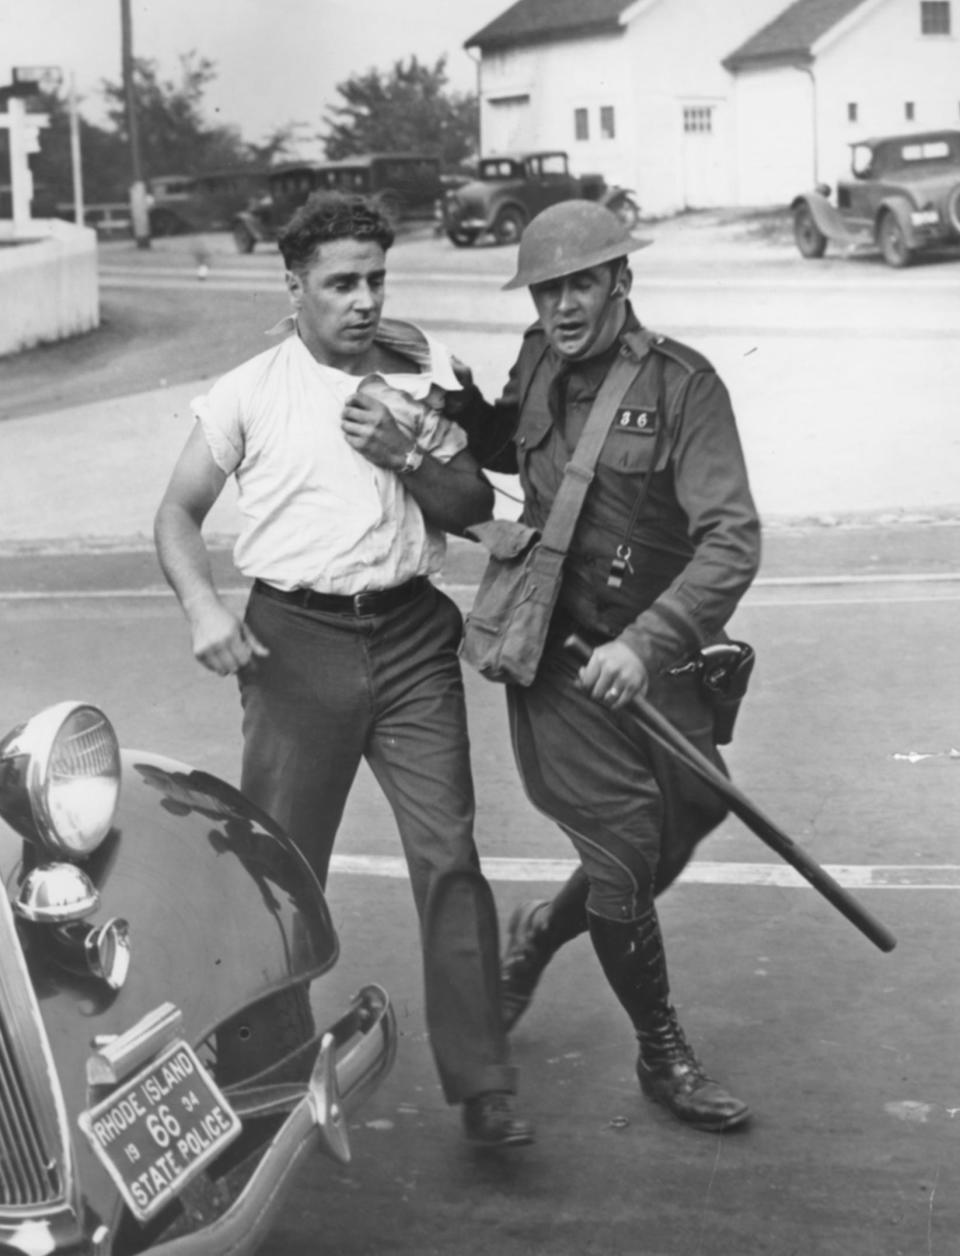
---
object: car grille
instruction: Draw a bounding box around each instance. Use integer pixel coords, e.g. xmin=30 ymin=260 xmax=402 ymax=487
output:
xmin=0 ymin=894 xmax=65 ymax=1208
xmin=0 ymin=1020 xmax=61 ymax=1204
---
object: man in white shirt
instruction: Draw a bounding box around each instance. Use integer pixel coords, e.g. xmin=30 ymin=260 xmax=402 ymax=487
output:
xmin=154 ymin=193 xmax=533 ymax=1149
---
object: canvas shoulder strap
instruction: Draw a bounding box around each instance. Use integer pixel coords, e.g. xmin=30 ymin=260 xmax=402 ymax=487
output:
xmin=539 ymin=351 xmax=645 ymax=554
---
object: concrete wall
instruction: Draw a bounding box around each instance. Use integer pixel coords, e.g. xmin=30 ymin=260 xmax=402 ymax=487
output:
xmin=0 ymin=218 xmax=99 ymax=357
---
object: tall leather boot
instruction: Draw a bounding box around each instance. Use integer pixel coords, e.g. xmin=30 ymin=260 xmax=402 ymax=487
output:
xmin=500 ymin=866 xmax=590 ymax=1030
xmin=587 ymin=907 xmax=750 ymax=1132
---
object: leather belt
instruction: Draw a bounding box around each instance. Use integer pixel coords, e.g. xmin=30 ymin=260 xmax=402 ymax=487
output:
xmin=252 ymin=577 xmax=429 ymax=618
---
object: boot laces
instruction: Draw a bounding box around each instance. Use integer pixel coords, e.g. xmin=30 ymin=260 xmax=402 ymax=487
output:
xmin=638 ymin=1008 xmax=707 ymax=1081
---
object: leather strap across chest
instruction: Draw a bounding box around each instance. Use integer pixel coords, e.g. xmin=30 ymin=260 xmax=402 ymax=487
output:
xmin=539 ymin=350 xmax=646 ymax=557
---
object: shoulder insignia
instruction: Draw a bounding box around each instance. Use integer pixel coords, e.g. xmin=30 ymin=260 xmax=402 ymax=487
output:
xmin=647 ymin=332 xmax=713 ymax=375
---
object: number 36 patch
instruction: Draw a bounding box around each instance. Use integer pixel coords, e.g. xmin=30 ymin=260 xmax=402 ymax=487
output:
xmin=615 ymin=407 xmax=658 ymax=435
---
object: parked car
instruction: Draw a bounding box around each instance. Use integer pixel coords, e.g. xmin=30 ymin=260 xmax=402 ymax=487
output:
xmin=232 ymin=153 xmax=443 ymax=253
xmin=439 ymin=151 xmax=640 ymax=247
xmin=0 ymin=699 xmax=395 ymax=1254
xmin=791 ymin=129 xmax=960 ymax=267
xmin=147 ymin=169 xmax=270 ymax=237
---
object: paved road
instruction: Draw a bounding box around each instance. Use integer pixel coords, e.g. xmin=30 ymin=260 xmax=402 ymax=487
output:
xmin=2 ymin=222 xmax=959 ymax=1254
xmin=3 ymin=559 xmax=959 ymax=1256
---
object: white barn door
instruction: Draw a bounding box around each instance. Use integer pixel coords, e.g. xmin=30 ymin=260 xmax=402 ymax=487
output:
xmin=681 ymin=103 xmax=725 ymax=208
xmin=485 ymin=95 xmax=533 ymax=153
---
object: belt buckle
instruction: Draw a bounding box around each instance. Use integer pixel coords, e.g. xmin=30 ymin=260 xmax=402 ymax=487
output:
xmin=352 ymin=590 xmax=379 ymax=617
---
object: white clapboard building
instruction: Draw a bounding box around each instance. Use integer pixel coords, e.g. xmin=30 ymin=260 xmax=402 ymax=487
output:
xmin=466 ymin=0 xmax=960 ymax=213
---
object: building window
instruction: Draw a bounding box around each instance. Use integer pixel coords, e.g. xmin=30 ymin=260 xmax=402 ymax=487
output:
xmin=573 ymin=108 xmax=589 ymax=141
xmin=683 ymin=106 xmax=713 ymax=134
xmin=905 ymin=101 xmax=916 ymax=120
xmin=848 ymin=102 xmax=858 ymax=122
xmin=921 ymin=1 xmax=952 ymax=33
xmin=600 ymin=106 xmax=616 ymax=139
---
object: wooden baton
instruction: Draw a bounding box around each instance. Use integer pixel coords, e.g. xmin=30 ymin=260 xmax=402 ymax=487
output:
xmin=565 ymin=634 xmax=897 ymax=953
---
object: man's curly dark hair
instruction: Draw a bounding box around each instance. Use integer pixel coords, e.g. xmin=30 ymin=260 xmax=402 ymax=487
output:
xmin=277 ymin=192 xmax=395 ymax=272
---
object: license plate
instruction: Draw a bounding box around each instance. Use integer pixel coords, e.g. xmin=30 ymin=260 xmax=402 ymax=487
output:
xmin=78 ymin=1039 xmax=242 ymax=1223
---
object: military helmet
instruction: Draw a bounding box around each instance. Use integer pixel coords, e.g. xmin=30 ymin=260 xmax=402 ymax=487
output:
xmin=503 ymin=200 xmax=652 ymax=291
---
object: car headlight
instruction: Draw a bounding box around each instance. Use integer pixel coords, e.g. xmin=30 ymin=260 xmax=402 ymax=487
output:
xmin=1 ymin=702 xmax=121 ymax=857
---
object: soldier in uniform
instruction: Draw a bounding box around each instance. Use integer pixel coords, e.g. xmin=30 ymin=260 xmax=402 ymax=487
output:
xmin=453 ymin=200 xmax=761 ymax=1132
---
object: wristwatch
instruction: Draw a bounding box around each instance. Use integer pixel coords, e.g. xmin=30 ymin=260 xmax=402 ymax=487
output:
xmin=398 ymin=444 xmax=424 ymax=475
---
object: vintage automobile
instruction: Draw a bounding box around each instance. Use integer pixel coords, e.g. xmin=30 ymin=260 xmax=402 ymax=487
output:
xmin=439 ymin=150 xmax=640 ymax=247
xmin=147 ymin=170 xmax=270 ymax=238
xmin=791 ymin=129 xmax=960 ymax=268
xmin=0 ymin=699 xmax=396 ymax=1254
xmin=232 ymin=153 xmax=443 ymax=253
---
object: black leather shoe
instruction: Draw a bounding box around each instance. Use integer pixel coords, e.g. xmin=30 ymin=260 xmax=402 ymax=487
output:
xmin=501 ymin=900 xmax=551 ymax=1031
xmin=462 ymin=1092 xmax=535 ymax=1148
xmin=636 ymin=1017 xmax=750 ymax=1133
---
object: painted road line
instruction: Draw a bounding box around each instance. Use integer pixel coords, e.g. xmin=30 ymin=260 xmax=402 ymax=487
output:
xmin=93 ymin=287 xmax=960 ymax=342
xmin=3 ymin=573 xmax=960 ymax=605
xmin=97 ymin=265 xmax=960 ymax=293
xmin=329 ymin=854 xmax=960 ymax=888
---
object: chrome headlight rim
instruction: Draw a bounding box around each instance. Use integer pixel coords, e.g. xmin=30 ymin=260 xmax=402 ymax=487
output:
xmin=4 ymin=701 xmax=121 ymax=858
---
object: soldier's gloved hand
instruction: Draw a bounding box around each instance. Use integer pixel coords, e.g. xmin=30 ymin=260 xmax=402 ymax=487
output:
xmin=577 ymin=639 xmax=649 ymax=712
xmin=450 ymin=355 xmax=475 ymax=388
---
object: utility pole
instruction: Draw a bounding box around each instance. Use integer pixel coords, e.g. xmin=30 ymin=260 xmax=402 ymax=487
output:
xmin=68 ymin=72 xmax=84 ymax=229
xmin=121 ymin=0 xmax=150 ymax=248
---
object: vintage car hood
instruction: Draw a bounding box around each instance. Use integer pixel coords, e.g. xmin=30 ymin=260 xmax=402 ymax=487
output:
xmin=0 ymin=747 xmax=338 ymax=1247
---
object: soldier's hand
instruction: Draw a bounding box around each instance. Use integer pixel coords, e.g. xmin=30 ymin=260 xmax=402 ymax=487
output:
xmin=450 ymin=355 xmax=475 ymax=388
xmin=577 ymin=640 xmax=649 ymax=712
xmin=186 ymin=598 xmax=269 ymax=677
xmin=342 ymin=393 xmax=408 ymax=469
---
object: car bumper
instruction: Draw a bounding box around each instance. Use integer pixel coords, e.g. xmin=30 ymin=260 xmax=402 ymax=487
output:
xmin=147 ymin=984 xmax=396 ymax=1256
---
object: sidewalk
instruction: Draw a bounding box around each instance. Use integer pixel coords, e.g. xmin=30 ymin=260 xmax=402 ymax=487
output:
xmin=1 ymin=361 xmax=958 ymax=596
xmin=1 ymin=209 xmax=957 ymax=571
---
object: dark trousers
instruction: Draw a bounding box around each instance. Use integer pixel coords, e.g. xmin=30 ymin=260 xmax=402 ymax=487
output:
xmin=507 ymin=639 xmax=728 ymax=921
xmin=238 ymin=581 xmax=514 ymax=1102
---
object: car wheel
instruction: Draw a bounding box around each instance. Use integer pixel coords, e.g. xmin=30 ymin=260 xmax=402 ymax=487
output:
xmin=232 ymin=222 xmax=256 ymax=254
xmin=447 ymin=228 xmax=479 ymax=247
xmin=793 ymin=205 xmax=827 ymax=259
xmin=878 ymin=212 xmax=912 ymax=268
xmin=492 ymin=207 xmax=526 ymax=246
xmin=946 ymin=183 xmax=960 ymax=235
xmin=609 ymin=196 xmax=640 ymax=229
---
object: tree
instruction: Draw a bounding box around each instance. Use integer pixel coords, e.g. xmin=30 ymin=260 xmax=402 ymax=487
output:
xmin=323 ymin=56 xmax=478 ymax=167
xmin=28 ymin=92 xmax=130 ymax=205
xmin=246 ymin=121 xmax=311 ymax=167
xmin=101 ymin=50 xmax=253 ymax=177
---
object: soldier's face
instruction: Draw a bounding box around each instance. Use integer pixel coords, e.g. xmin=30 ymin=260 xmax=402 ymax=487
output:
xmin=530 ymin=264 xmax=627 ymax=360
xmin=286 ymin=237 xmax=386 ymax=369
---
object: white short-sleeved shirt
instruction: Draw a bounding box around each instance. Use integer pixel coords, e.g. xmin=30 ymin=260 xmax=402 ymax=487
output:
xmin=193 ymin=323 xmax=467 ymax=594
